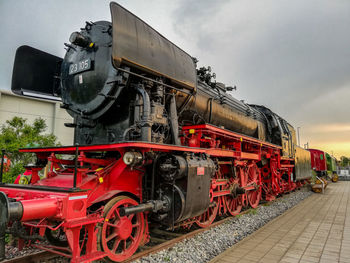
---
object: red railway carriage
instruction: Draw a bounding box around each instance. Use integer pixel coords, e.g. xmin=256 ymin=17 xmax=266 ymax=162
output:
xmin=0 ymin=3 xmax=312 ymax=263
xmin=308 ymin=149 xmax=327 ymax=175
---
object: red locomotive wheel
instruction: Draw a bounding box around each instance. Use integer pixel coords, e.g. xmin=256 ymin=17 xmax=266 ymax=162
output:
xmin=195 ymin=200 xmax=219 ymax=228
xmin=225 ymin=176 xmax=243 ymax=216
xmin=225 ymin=195 xmax=242 ymax=216
xmin=100 ymin=196 xmax=144 ymax=262
xmin=246 ymin=164 xmax=262 ymax=209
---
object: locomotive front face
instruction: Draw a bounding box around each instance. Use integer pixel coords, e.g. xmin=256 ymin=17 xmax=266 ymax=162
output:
xmin=59 ymin=2 xmax=198 ymax=145
xmin=60 ymin=20 xmax=138 ymax=145
xmin=61 ymin=21 xmax=117 ymax=119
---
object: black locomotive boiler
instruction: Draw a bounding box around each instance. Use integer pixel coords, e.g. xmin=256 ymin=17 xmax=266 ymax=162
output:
xmin=13 ymin=3 xmax=295 ymax=155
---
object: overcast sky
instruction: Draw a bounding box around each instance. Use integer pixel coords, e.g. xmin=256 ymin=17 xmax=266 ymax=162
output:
xmin=0 ymin=0 xmax=349 ymax=157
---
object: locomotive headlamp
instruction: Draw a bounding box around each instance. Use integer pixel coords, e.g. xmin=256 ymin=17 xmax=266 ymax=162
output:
xmin=69 ymin=32 xmax=94 ymax=48
xmin=123 ymin=152 xmax=143 ymax=166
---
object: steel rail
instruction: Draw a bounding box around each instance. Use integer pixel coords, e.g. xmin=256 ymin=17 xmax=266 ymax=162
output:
xmin=2 ymin=251 xmax=56 ymax=263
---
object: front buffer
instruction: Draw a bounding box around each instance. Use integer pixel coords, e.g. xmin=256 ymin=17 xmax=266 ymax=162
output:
xmin=0 ymin=185 xmax=105 ymax=262
xmin=0 ymin=143 xmax=147 ymax=262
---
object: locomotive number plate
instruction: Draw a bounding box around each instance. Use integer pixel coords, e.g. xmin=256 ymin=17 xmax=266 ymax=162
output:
xmin=69 ymin=59 xmax=91 ymax=75
xmin=197 ymin=167 xmax=205 ymax=175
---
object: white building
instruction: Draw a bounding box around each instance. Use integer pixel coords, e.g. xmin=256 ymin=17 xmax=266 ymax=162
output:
xmin=0 ymin=90 xmax=74 ymax=145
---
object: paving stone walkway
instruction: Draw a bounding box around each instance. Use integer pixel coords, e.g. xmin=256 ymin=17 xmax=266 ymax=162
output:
xmin=210 ymin=182 xmax=350 ymax=263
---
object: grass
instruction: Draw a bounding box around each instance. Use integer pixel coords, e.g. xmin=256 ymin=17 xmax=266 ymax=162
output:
xmin=247 ymin=208 xmax=258 ymax=215
xmin=5 ymin=234 xmax=10 ymax=244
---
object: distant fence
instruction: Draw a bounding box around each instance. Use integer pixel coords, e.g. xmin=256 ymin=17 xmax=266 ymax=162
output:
xmin=337 ymin=167 xmax=350 ymax=181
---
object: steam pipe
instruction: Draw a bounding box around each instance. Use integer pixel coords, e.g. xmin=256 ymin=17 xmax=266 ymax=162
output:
xmin=135 ymin=85 xmax=152 ymax=142
xmin=169 ymin=94 xmax=181 ymax=145
xmin=208 ymin=98 xmax=213 ymax=123
xmin=151 ymin=154 xmax=161 ymax=200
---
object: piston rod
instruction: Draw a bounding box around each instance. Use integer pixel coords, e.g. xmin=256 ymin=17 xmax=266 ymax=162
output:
xmin=119 ymin=200 xmax=167 ymax=217
xmin=235 ymin=186 xmax=246 ymax=194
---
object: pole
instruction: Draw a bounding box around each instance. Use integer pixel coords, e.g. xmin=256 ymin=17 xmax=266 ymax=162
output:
xmin=297 ymin=127 xmax=301 ymax=146
xmin=0 ymin=150 xmax=5 ymax=184
xmin=73 ymin=144 xmax=79 ymax=189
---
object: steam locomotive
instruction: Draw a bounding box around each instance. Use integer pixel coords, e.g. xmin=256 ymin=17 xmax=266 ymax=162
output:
xmin=1 ymin=3 xmax=311 ymax=262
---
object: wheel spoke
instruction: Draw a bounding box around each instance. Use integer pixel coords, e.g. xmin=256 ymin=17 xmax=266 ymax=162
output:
xmin=112 ymin=239 xmax=121 ymax=253
xmin=107 ymin=222 xmax=118 ymax=228
xmin=128 ymin=214 xmax=135 ymax=221
xmin=245 ymin=164 xmax=261 ymax=208
xmin=196 ymin=200 xmax=218 ymax=227
xmin=225 ymin=195 xmax=242 ymax=216
xmin=232 ymin=200 xmax=236 ymax=208
xmin=123 ymin=240 xmax=127 ymax=251
xmin=106 ymin=232 xmax=118 ymax=242
xmin=132 ymin=223 xmax=140 ymax=228
xmin=114 ymin=209 xmax=121 ymax=219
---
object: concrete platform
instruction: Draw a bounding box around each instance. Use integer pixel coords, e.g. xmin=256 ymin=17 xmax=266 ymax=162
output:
xmin=210 ymin=182 xmax=350 ymax=263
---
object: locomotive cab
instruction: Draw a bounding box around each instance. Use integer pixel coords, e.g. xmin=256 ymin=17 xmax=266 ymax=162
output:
xmin=250 ymin=105 xmax=296 ymax=158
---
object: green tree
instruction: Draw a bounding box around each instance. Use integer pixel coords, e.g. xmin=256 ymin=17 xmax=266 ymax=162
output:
xmin=340 ymin=156 xmax=349 ymax=167
xmin=0 ymin=117 xmax=59 ymax=183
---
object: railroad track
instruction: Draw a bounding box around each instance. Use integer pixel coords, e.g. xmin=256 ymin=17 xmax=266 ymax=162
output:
xmin=123 ymin=217 xmax=234 ymax=263
xmin=3 ymin=199 xmax=277 ymax=263
xmin=3 ymin=251 xmax=57 ymax=263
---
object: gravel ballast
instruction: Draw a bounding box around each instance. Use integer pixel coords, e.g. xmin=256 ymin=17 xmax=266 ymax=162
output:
xmin=133 ymin=187 xmax=313 ymax=263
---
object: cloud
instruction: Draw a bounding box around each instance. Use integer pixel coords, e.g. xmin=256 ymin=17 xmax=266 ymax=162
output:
xmin=0 ymin=0 xmax=178 ymax=89
xmin=171 ymin=0 xmax=350 ymax=156
xmin=172 ymin=0 xmax=350 ymax=114
xmin=0 ymin=1 xmax=349 ymax=156
xmin=307 ymin=124 xmax=350 ymax=133
xmin=310 ymin=141 xmax=350 ymax=159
